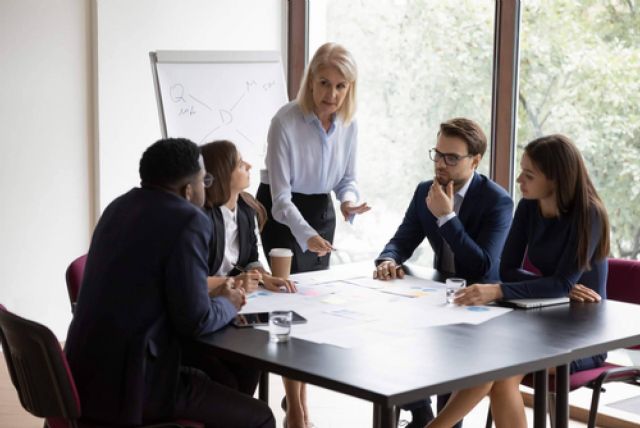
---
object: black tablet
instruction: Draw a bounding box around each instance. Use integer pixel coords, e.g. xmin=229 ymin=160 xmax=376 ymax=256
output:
xmin=232 ymin=311 xmax=307 ymax=328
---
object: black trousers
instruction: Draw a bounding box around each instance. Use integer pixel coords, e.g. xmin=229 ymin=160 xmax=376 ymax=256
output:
xmin=169 ymin=366 xmax=275 ymax=428
xmin=257 ymin=183 xmax=336 ymax=274
xmin=182 ymin=341 xmax=261 ymax=396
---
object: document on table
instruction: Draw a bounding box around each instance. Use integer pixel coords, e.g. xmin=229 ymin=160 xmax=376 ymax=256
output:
xmin=242 ymin=274 xmax=512 ymax=349
xmin=292 ymin=269 xmax=362 ymax=286
xmin=344 ymin=275 xmax=442 ymax=291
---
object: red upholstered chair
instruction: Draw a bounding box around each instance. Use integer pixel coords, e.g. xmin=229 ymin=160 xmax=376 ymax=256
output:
xmin=65 ymin=254 xmax=87 ymax=313
xmin=576 ymin=258 xmax=640 ymax=427
xmin=0 ymin=304 xmax=203 ymax=428
xmin=486 ymin=258 xmax=640 ymax=428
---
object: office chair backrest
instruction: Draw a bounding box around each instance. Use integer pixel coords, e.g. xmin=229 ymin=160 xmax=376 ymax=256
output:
xmin=0 ymin=304 xmax=81 ymax=422
xmin=607 ymin=258 xmax=640 ymax=304
xmin=65 ymin=254 xmax=87 ymax=311
xmin=606 ymin=258 xmax=640 ymax=350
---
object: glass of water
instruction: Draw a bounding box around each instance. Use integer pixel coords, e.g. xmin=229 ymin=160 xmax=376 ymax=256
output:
xmin=269 ymin=310 xmax=292 ymax=342
xmin=446 ymin=278 xmax=466 ymax=304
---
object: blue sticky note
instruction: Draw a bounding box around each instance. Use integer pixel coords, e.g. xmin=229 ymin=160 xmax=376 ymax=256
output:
xmin=467 ymin=306 xmax=489 ymax=312
xmin=248 ymin=291 xmax=270 ymax=299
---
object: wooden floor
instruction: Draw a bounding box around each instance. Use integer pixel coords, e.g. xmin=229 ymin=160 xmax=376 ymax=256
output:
xmin=0 ymin=355 xmax=43 ymax=428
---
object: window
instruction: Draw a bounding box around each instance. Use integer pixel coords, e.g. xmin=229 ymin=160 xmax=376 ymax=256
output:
xmin=309 ymin=0 xmax=496 ymax=265
xmin=517 ymin=0 xmax=640 ymax=258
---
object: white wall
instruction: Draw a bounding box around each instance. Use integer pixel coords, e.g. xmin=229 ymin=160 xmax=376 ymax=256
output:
xmin=96 ymin=0 xmax=286 ymax=211
xmin=0 ymin=0 xmax=92 ymax=338
xmin=0 ymin=0 xmax=285 ymax=340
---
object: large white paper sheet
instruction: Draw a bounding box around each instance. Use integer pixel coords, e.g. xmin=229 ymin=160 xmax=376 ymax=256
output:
xmin=240 ymin=273 xmax=512 ymax=349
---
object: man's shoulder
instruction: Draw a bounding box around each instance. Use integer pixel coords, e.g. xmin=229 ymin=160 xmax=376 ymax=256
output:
xmin=471 ymin=174 xmax=511 ymax=201
xmin=112 ymin=188 xmax=210 ymax=230
xmin=414 ymin=179 xmax=433 ymax=194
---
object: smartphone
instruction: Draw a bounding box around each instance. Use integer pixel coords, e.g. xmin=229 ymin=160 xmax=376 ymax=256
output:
xmin=232 ymin=311 xmax=307 ymax=328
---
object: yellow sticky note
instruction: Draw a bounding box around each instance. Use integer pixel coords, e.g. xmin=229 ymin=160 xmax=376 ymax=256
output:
xmin=322 ymin=295 xmax=348 ymax=305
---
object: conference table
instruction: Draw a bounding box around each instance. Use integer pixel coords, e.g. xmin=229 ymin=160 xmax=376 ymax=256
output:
xmin=196 ymin=263 xmax=640 ymax=428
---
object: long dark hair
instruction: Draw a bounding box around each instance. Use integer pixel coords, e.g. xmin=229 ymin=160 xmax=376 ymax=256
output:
xmin=525 ymin=134 xmax=610 ymax=270
xmin=200 ymin=140 xmax=267 ymax=231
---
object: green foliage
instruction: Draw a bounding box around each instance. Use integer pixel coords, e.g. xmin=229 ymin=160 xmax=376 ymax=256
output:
xmin=519 ymin=0 xmax=640 ymax=258
xmin=314 ymin=0 xmax=639 ymax=260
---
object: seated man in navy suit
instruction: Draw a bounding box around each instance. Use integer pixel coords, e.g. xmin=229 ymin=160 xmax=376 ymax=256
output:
xmin=65 ymin=138 xmax=275 ymax=427
xmin=374 ymin=118 xmax=513 ymax=428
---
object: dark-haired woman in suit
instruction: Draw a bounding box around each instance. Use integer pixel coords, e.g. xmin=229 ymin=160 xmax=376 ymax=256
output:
xmin=182 ymin=140 xmax=297 ymax=399
xmin=201 ymin=140 xmax=296 ymax=295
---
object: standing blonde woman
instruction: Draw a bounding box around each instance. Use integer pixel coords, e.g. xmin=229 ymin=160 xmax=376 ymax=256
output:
xmin=257 ymin=42 xmax=370 ymax=427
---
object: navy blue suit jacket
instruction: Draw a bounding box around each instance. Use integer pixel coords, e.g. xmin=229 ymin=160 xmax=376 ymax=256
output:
xmin=378 ymin=173 xmax=513 ymax=282
xmin=206 ymin=198 xmax=260 ymax=276
xmin=65 ymin=187 xmax=237 ymax=426
xmin=500 ymin=199 xmax=608 ymax=299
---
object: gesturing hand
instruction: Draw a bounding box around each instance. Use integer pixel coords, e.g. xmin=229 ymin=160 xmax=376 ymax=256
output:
xmin=426 ymin=179 xmax=454 ymax=218
xmin=307 ymin=235 xmax=333 ymax=256
xmin=340 ymin=201 xmax=371 ymax=221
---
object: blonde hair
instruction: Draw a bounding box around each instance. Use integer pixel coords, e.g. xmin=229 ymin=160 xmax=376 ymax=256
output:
xmin=296 ymin=42 xmax=358 ymax=124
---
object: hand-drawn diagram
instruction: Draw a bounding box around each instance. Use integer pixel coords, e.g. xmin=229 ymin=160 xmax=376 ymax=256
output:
xmin=168 ymin=79 xmax=277 ymax=145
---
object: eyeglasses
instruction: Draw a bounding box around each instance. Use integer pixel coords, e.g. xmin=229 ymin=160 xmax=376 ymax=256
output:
xmin=429 ymin=148 xmax=474 ymax=166
xmin=203 ymin=173 xmax=214 ymax=188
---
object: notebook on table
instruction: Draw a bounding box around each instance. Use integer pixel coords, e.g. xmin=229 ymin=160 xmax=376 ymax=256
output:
xmin=501 ymin=297 xmax=570 ymax=309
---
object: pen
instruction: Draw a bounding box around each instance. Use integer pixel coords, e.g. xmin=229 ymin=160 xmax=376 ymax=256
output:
xmin=233 ymin=265 xmax=265 ymax=286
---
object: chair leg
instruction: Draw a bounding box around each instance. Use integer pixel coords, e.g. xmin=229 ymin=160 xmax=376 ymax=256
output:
xmin=548 ymin=392 xmax=556 ymax=428
xmin=587 ymin=386 xmax=603 ymax=428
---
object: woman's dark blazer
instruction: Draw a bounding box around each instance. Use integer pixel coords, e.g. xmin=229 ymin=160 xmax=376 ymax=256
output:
xmin=206 ymin=198 xmax=260 ymax=276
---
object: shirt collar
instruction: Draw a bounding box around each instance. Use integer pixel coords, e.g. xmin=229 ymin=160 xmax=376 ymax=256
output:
xmin=303 ymin=109 xmax=338 ymax=127
xmin=219 ymin=204 xmax=238 ymax=223
xmin=456 ymin=172 xmax=475 ymax=199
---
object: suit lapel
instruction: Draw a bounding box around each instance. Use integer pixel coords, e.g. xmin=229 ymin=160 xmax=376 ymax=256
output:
xmin=457 ymin=173 xmax=480 ymax=226
xmin=210 ymin=207 xmax=225 ymax=272
xmin=236 ymin=203 xmax=249 ymax=265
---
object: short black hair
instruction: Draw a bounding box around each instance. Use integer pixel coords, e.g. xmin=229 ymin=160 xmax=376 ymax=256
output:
xmin=139 ymin=138 xmax=201 ymax=187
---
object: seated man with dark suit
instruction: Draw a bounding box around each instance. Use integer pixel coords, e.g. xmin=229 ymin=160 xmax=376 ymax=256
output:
xmin=374 ymin=118 xmax=513 ymax=428
xmin=65 ymin=138 xmax=275 ymax=427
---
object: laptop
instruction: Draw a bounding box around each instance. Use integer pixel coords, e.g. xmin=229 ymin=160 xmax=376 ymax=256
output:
xmin=501 ymin=297 xmax=570 ymax=309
